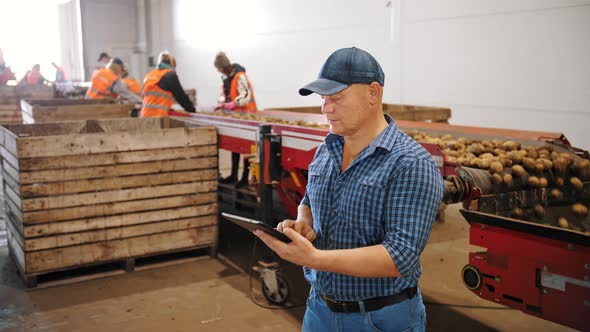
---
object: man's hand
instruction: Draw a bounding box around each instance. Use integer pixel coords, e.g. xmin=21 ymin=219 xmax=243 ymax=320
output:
xmin=277 ymin=219 xmax=316 ymax=242
xmin=254 ymin=228 xmax=320 ymax=268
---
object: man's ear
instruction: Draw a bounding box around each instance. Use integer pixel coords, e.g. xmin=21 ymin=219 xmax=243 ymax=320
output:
xmin=368 ymin=82 xmax=382 ymax=105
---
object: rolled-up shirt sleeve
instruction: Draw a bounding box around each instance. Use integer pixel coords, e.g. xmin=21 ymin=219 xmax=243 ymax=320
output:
xmin=382 ymin=158 xmax=444 ymax=277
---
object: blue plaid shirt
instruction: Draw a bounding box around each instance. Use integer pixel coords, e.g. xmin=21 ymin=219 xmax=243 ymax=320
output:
xmin=301 ymin=115 xmax=444 ymax=301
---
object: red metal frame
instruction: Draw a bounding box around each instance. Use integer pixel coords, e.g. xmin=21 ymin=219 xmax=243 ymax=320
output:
xmin=467 ymin=222 xmax=589 ymax=331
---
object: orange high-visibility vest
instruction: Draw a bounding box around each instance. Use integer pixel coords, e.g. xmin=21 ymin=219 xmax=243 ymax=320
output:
xmin=222 ymin=72 xmax=257 ymax=112
xmin=122 ymin=77 xmax=141 ymax=95
xmin=140 ymin=68 xmax=174 ymax=118
xmin=86 ymin=68 xmax=118 ymax=99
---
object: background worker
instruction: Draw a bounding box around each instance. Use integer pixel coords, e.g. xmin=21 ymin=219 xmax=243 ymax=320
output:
xmin=94 ymin=52 xmax=110 ymax=70
xmin=121 ymin=66 xmax=141 ymax=96
xmin=214 ymin=51 xmax=257 ymax=187
xmin=86 ymin=57 xmax=141 ymax=103
xmin=140 ymin=51 xmax=195 ymax=117
xmin=0 ymin=49 xmax=16 ymax=85
xmin=18 ymin=64 xmax=49 ymax=85
xmin=52 ymin=62 xmax=67 ymax=82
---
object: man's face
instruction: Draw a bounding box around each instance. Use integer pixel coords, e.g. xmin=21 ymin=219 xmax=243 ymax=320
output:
xmin=320 ymin=84 xmax=370 ymax=136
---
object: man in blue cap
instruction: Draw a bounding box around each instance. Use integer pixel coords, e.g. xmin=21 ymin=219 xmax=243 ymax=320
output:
xmin=255 ymin=47 xmax=443 ymax=331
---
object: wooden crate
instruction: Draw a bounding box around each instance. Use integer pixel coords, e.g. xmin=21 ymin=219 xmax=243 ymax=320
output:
xmin=21 ymin=99 xmax=135 ymax=124
xmin=266 ymin=103 xmax=452 ymax=123
xmin=0 ymin=117 xmax=218 ymax=287
xmin=0 ymin=104 xmax=22 ymax=124
xmin=0 ymin=86 xmax=56 ymax=124
xmin=382 ymin=104 xmax=451 ymax=123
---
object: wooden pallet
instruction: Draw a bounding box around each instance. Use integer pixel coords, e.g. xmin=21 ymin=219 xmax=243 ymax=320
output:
xmin=266 ymin=103 xmax=452 ymax=123
xmin=7 ymin=244 xmax=215 ymax=289
xmin=21 ymin=98 xmax=135 ymax=124
xmin=0 ymin=117 xmax=219 ymax=286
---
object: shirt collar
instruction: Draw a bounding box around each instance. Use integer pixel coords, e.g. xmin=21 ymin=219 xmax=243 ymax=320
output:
xmin=325 ymin=114 xmax=399 ymax=153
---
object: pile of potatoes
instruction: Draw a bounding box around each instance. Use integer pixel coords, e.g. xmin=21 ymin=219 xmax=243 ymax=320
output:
xmin=404 ymin=130 xmax=590 ymax=233
xmin=201 ymin=111 xmax=330 ymax=129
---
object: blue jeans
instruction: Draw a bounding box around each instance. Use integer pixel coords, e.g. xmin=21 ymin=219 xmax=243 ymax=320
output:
xmin=302 ymin=287 xmax=426 ymax=332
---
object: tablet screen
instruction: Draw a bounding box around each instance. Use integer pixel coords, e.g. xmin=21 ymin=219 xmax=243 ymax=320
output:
xmin=221 ymin=212 xmax=292 ymax=243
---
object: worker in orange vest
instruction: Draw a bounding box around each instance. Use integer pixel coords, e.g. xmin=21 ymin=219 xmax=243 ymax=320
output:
xmin=214 ymin=52 xmax=257 ymax=112
xmin=18 ymin=64 xmax=49 ymax=85
xmin=86 ymin=58 xmax=141 ymax=103
xmin=121 ymin=66 xmax=141 ymax=96
xmin=140 ymin=51 xmax=195 ymax=117
xmin=214 ymin=52 xmax=257 ymax=187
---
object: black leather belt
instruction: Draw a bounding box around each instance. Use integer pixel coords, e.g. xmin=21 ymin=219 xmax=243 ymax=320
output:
xmin=320 ymin=287 xmax=417 ymax=313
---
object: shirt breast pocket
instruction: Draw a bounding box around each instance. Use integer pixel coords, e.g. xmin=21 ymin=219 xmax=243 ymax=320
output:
xmin=350 ymin=176 xmax=389 ymax=244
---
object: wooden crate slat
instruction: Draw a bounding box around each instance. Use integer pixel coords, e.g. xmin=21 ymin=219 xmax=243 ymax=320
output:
xmin=17 ymin=127 xmax=217 ymax=158
xmin=22 ymin=180 xmax=217 ymax=211
xmin=18 ymin=145 xmax=217 ymax=171
xmin=18 ymin=156 xmax=217 ymax=184
xmin=20 ymin=169 xmax=217 ymax=198
xmin=23 ymin=192 xmax=217 ymax=224
xmin=25 ymin=215 xmax=217 ymax=251
xmin=26 ymin=226 xmax=217 ymax=273
xmin=24 ymin=204 xmax=218 ymax=238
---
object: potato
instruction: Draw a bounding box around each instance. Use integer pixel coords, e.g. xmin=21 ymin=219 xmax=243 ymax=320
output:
xmin=502 ymin=173 xmax=513 ymax=186
xmin=555 ymin=177 xmax=565 ymax=186
xmin=479 ymin=159 xmax=491 ymax=169
xmin=528 ymin=176 xmax=540 ymax=187
xmin=542 ymin=159 xmax=553 ymax=171
xmin=557 ymin=217 xmax=569 ymax=229
xmin=523 ymin=158 xmax=537 ymax=171
xmin=441 ymin=134 xmax=452 ymax=141
xmin=500 ymin=157 xmax=513 ymax=167
xmin=467 ymin=143 xmax=485 ymax=155
xmin=533 ymin=204 xmax=545 ymax=219
xmin=574 ymin=159 xmax=590 ymax=179
xmin=535 ymin=162 xmax=545 ymax=174
xmin=502 ymin=140 xmax=520 ymax=151
xmin=550 ymin=151 xmax=560 ymax=160
xmin=491 ymin=173 xmax=503 ymax=184
xmin=511 ymin=208 xmax=524 ymax=218
xmin=507 ymin=150 xmax=523 ymax=164
xmin=572 ymin=203 xmax=589 ymax=217
xmin=560 ymin=153 xmax=574 ymax=166
xmin=526 ymin=149 xmax=539 ymax=159
xmin=489 ymin=161 xmax=504 ymax=174
xmin=480 ymin=153 xmax=495 ymax=160
xmin=511 ymin=165 xmax=527 ymax=177
xmin=570 ymin=177 xmax=584 ymax=192
xmin=493 ymin=148 xmax=506 ymax=156
xmin=553 ymin=158 xmax=568 ymax=174
xmin=550 ymin=188 xmax=564 ymax=200
xmin=539 ymin=177 xmax=548 ymax=188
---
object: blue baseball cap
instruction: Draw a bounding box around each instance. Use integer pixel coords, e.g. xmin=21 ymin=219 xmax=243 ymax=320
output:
xmin=299 ymin=47 xmax=385 ymax=96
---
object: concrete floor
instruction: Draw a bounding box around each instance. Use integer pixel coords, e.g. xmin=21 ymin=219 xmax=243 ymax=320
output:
xmin=0 ymin=153 xmax=575 ymax=331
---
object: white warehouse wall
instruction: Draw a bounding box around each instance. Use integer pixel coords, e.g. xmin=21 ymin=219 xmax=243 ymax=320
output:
xmin=158 ymin=0 xmax=589 ymax=149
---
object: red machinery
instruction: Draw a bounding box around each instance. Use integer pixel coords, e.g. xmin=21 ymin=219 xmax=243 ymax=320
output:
xmin=171 ymin=110 xmax=589 ymax=329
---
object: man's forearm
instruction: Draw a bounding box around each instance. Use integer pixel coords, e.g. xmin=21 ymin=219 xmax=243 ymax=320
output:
xmin=313 ymin=245 xmax=401 ymax=278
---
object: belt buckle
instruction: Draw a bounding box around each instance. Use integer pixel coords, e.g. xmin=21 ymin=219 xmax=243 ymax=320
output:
xmin=324 ymin=295 xmax=349 ymax=313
